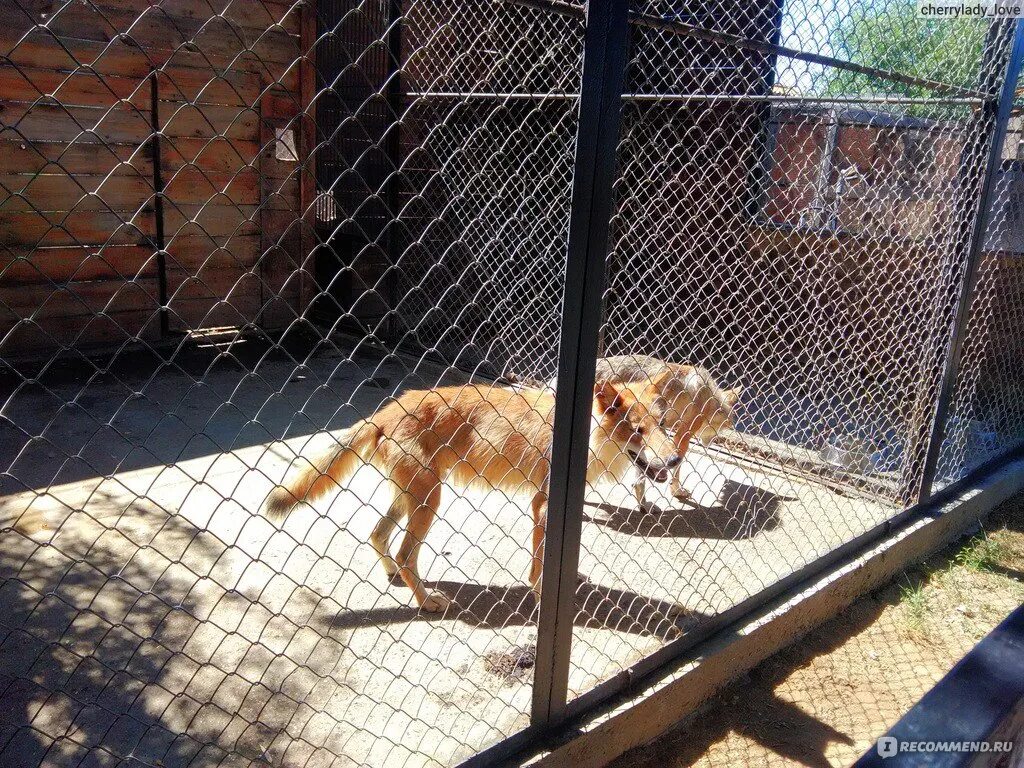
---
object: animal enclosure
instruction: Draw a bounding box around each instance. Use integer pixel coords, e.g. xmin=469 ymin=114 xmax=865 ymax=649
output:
xmin=2 ymin=0 xmax=1024 ymax=766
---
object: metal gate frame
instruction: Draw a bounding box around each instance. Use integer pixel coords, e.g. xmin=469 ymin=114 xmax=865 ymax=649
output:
xmin=465 ymin=6 xmax=1024 ymax=766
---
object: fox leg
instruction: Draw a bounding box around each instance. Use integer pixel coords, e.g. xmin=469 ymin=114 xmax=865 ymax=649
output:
xmin=671 ymin=429 xmax=692 ymax=501
xmin=633 ymin=477 xmax=647 ymax=508
xmin=669 ymin=470 xmax=689 ymax=501
xmin=370 ymin=509 xmax=402 ymax=584
xmin=394 ymin=477 xmax=449 ymax=612
xmin=529 ymin=491 xmax=547 ymax=602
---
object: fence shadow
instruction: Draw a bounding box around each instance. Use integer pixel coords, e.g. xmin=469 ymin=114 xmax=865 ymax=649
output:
xmin=610 ymin=602 xmax=883 ymax=768
xmin=587 ymin=479 xmax=788 ymax=539
xmin=0 ymin=338 xmax=465 ymax=497
xmin=326 ymin=579 xmax=710 ymax=642
xmin=0 ymin=514 xmax=230 ymax=767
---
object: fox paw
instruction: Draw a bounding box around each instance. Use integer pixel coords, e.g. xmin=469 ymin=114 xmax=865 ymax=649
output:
xmin=420 ymin=590 xmax=451 ymax=613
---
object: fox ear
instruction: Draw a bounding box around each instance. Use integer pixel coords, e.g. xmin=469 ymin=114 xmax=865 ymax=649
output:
xmin=650 ymin=369 xmax=674 ymax=389
xmin=724 ymin=386 xmax=743 ymax=406
xmin=594 ymin=380 xmax=625 ymax=414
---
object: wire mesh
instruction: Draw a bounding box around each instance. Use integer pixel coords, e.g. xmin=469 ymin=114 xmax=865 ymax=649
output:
xmin=935 ymin=97 xmax=1024 ymax=486
xmin=571 ymin=1 xmax=1021 ymax=703
xmin=0 ymin=0 xmax=1022 ymax=766
xmin=605 ymin=493 xmax=1024 ymax=768
xmin=0 ymin=0 xmax=583 ymax=764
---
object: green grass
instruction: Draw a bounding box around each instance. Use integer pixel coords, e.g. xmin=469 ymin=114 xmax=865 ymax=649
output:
xmin=899 ymin=576 xmax=930 ymax=633
xmin=953 ymin=533 xmax=1006 ymax=573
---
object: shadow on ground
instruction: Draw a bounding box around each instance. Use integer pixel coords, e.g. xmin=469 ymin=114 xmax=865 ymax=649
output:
xmin=0 ymin=511 xmax=235 ymax=766
xmin=608 ymin=493 xmax=1024 ymax=768
xmin=327 ymin=579 xmax=709 ymax=642
xmin=587 ymin=479 xmax=788 ymax=540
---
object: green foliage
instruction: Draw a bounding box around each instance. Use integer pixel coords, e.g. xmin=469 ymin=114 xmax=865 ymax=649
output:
xmin=898 ymin=575 xmax=930 ymax=632
xmin=953 ymin=532 xmax=1006 ymax=572
xmin=823 ymin=3 xmax=987 ymax=99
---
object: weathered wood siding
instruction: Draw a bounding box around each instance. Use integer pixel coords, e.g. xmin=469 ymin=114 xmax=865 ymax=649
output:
xmin=0 ymin=0 xmax=306 ymax=357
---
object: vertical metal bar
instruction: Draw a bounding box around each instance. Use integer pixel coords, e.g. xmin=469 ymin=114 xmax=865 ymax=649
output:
xmin=743 ymin=0 xmax=785 ymax=220
xmin=532 ymin=0 xmax=629 ymax=727
xmin=810 ymin=110 xmax=839 ymax=229
xmin=298 ymin=0 xmax=318 ymax=319
xmin=148 ymin=71 xmax=169 ymax=338
xmin=917 ymin=19 xmax=1024 ymax=502
xmin=384 ymin=0 xmax=403 ymax=345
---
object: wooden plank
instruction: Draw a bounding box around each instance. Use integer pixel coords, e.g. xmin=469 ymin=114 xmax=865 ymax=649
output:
xmin=258 ymin=77 xmax=282 ymax=329
xmin=0 ymin=275 xmax=160 ymax=314
xmin=158 ymin=100 xmax=260 ymax=140
xmin=261 ymin=177 xmax=301 ymax=212
xmin=0 ymin=270 xmax=264 ymax=334
xmin=262 ymin=90 xmax=300 ymax=120
xmin=0 ymin=63 xmax=263 ymax=108
xmin=5 ymin=28 xmax=299 ymax=85
xmin=0 ymin=209 xmax=153 ymax=247
xmin=0 ymin=307 xmax=163 ymax=354
xmin=166 ymin=231 xmax=260 ymax=263
xmin=0 ymin=140 xmax=152 ymax=176
xmin=258 ymin=208 xmax=306 ymax=246
xmin=0 ymin=245 xmax=157 ymax=283
xmin=0 ymin=173 xmax=152 ymax=213
xmin=0 ymin=102 xmax=257 ymax=146
xmin=298 ymin=0 xmax=316 ymax=313
xmin=166 ymin=263 xmax=261 ymax=302
xmin=0 ymin=268 xmax=263 ymax=333
xmin=167 ymin=291 xmax=263 ymax=330
xmin=160 ymin=137 xmax=261 ymax=172
xmin=0 ymin=208 xmax=261 ymax=259
xmin=157 ymin=77 xmax=264 ymax=111
xmin=162 ymin=166 xmax=259 ymax=206
xmin=6 ymin=0 xmax=299 ymax=36
xmin=1 ymin=167 xmax=264 ymax=222
xmin=5 ymin=0 xmax=300 ymax=37
xmin=134 ymin=0 xmax=300 ymax=35
xmin=0 ymin=103 xmax=152 ymax=146
xmin=4 ymin=33 xmax=153 ymax=78
xmin=161 ymin=202 xmax=259 ymax=239
xmin=0 ymin=65 xmax=148 ymax=108
xmin=0 ymin=2 xmax=301 ymax=67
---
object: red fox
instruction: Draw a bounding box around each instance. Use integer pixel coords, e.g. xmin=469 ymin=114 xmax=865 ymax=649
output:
xmin=584 ymin=356 xmax=741 ymax=506
xmin=264 ymin=379 xmax=679 ymax=612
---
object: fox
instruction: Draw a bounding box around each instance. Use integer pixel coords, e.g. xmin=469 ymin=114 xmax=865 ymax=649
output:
xmin=578 ymin=356 xmax=742 ymax=507
xmin=263 ymin=379 xmax=680 ymax=612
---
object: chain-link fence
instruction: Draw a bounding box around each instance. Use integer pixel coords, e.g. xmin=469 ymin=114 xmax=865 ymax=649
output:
xmin=1 ymin=0 xmax=1023 ymax=766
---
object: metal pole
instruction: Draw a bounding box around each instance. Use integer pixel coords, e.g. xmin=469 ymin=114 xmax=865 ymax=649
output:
xmin=406 ymin=91 xmax=983 ymax=107
xmin=810 ymin=109 xmax=839 ymax=229
xmin=742 ymin=0 xmax=785 ymax=220
xmin=383 ymin=0 xmax=402 ymax=345
xmin=148 ymin=71 xmax=169 ymax=338
xmin=917 ymin=20 xmax=1024 ymax=502
xmin=531 ymin=0 xmax=629 ymax=728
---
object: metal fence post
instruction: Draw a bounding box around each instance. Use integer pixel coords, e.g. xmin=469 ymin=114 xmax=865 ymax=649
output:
xmin=384 ymin=0 xmax=403 ymax=346
xmin=148 ymin=70 xmax=170 ymax=339
xmin=531 ymin=0 xmax=630 ymax=728
xmin=915 ymin=19 xmax=1024 ymax=503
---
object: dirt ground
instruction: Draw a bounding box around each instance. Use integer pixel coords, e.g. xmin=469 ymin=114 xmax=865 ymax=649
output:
xmin=609 ymin=495 xmax=1024 ymax=768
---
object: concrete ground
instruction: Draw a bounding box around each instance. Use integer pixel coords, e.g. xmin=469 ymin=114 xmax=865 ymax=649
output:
xmin=0 ymin=343 xmax=893 ymax=767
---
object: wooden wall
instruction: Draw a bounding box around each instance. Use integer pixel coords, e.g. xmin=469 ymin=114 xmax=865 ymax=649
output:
xmin=763 ymin=108 xmax=966 ymax=240
xmin=0 ymin=0 xmax=307 ymax=358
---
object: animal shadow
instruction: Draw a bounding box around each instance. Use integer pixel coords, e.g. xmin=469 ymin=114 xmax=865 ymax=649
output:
xmin=588 ymin=479 xmax=788 ymax=540
xmin=329 ymin=579 xmax=709 ymax=641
